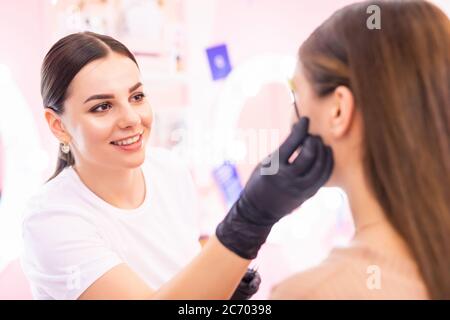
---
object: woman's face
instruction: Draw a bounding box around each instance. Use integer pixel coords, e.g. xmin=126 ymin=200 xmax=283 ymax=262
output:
xmin=291 ymin=63 xmax=333 ymax=142
xmin=58 ymin=52 xmax=152 ymax=170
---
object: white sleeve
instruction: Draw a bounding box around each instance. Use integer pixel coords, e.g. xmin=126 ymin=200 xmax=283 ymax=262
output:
xmin=21 ymin=208 xmax=123 ymax=300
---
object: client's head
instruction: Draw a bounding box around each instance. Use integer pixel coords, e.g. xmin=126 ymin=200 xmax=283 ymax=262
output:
xmin=292 ymin=0 xmax=450 ymax=299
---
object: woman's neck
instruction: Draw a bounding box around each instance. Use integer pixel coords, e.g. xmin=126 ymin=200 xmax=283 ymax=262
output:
xmin=340 ymin=161 xmax=412 ymax=258
xmin=73 ymin=161 xmax=145 ymax=209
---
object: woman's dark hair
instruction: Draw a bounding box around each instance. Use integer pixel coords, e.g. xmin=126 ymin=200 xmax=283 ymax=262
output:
xmin=299 ymin=0 xmax=450 ymax=298
xmin=41 ymin=31 xmax=139 ymax=182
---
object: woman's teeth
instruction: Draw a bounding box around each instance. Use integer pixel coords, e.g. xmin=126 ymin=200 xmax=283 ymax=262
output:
xmin=112 ymin=134 xmax=140 ymax=146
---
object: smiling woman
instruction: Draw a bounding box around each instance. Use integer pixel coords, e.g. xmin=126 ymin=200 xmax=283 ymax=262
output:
xmin=20 ymin=31 xmax=333 ymax=300
xmin=42 ymin=32 xmax=150 ymax=183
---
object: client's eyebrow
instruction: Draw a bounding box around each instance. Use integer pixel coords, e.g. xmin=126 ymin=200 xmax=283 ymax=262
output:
xmin=83 ymin=82 xmax=143 ymax=104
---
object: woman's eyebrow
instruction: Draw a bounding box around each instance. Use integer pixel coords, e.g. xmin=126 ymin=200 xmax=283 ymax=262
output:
xmin=128 ymin=82 xmax=143 ymax=93
xmin=83 ymin=82 xmax=143 ymax=104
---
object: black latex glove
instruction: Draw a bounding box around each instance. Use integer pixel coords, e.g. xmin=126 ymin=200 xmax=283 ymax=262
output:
xmin=216 ymin=117 xmax=333 ymax=259
xmin=230 ymin=268 xmax=261 ymax=300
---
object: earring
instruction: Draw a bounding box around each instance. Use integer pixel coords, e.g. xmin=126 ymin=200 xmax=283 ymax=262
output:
xmin=61 ymin=142 xmax=70 ymax=154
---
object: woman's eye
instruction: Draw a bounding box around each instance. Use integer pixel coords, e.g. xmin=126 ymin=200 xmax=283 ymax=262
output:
xmin=92 ymin=103 xmax=111 ymax=113
xmin=131 ymin=93 xmax=145 ymax=102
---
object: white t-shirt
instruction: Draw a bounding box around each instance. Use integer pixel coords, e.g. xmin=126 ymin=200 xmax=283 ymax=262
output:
xmin=21 ymin=148 xmax=203 ymax=300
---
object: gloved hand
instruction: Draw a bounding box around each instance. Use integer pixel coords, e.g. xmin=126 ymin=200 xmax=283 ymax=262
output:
xmin=230 ymin=268 xmax=261 ymax=300
xmin=216 ymin=117 xmax=333 ymax=259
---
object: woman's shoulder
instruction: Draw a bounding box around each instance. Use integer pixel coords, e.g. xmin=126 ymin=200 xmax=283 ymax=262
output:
xmin=23 ymin=167 xmax=90 ymax=222
xmin=270 ymin=249 xmax=349 ymax=299
xmin=270 ymin=244 xmax=429 ymax=299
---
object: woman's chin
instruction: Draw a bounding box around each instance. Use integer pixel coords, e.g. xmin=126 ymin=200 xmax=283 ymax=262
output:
xmin=118 ymin=152 xmax=146 ymax=169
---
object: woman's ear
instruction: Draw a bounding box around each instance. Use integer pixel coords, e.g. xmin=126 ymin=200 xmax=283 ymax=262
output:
xmin=44 ymin=108 xmax=71 ymax=142
xmin=329 ymin=85 xmax=355 ymax=138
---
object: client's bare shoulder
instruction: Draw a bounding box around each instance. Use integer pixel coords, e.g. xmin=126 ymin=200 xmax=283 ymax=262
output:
xmin=270 ymin=245 xmax=428 ymax=299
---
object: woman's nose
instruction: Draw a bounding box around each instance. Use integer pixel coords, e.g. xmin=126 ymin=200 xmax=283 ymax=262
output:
xmin=117 ymin=103 xmax=141 ymax=128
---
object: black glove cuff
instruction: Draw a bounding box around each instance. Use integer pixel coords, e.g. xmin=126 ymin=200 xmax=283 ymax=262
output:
xmin=215 ymin=196 xmax=273 ymax=260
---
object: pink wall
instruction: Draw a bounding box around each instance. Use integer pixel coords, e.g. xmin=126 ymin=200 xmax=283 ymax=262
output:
xmin=0 ymin=0 xmax=48 ymax=129
xmin=211 ymin=0 xmax=353 ymax=64
xmin=0 ymin=0 xmax=55 ymax=181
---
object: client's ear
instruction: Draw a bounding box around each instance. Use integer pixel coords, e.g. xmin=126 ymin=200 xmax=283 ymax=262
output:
xmin=328 ymin=85 xmax=355 ymax=138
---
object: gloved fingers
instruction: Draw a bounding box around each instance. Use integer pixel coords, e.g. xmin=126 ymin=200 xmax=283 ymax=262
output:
xmin=278 ymin=117 xmax=309 ymax=163
xmin=296 ymin=135 xmax=327 ymax=182
xmin=299 ymin=139 xmax=334 ymax=197
xmin=290 ymin=134 xmax=319 ymax=175
xmin=230 ymin=270 xmax=261 ymax=300
xmin=242 ymin=269 xmax=255 ymax=282
xmin=243 ymin=271 xmax=261 ymax=297
xmin=242 ymin=268 xmax=260 ymax=282
xmin=314 ymin=146 xmax=334 ymax=188
xmin=230 ymin=287 xmax=248 ymax=300
xmin=249 ymin=271 xmax=262 ymax=290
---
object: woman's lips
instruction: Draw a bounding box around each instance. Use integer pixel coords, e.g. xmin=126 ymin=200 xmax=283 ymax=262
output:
xmin=110 ymin=133 xmax=143 ymax=151
xmin=110 ymin=130 xmax=144 ymax=145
